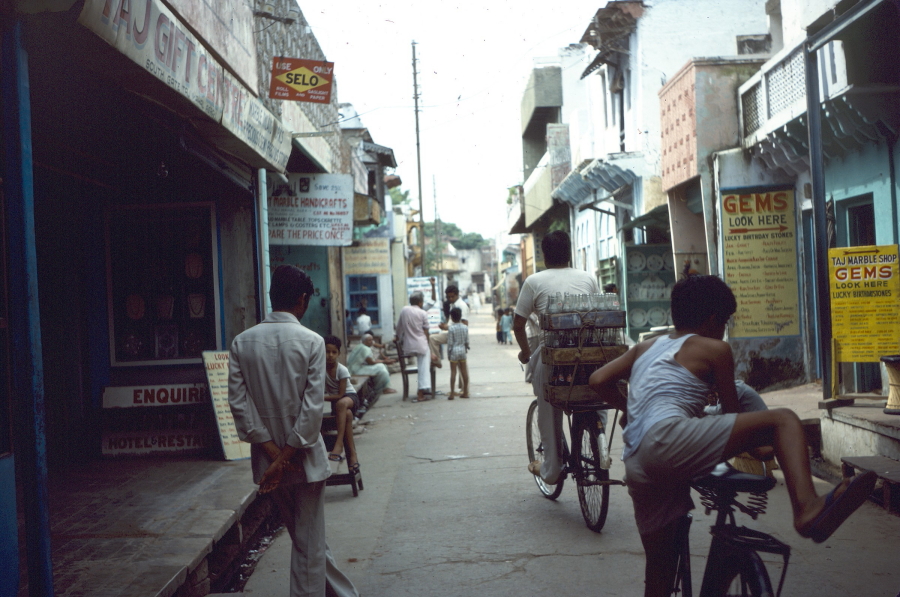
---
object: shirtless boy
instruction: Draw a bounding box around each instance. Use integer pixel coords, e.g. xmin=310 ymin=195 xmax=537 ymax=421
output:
xmin=589 ymin=275 xmax=877 ymax=597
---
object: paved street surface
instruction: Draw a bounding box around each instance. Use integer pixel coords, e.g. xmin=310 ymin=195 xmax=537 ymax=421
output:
xmin=237 ymin=311 xmax=900 ymax=597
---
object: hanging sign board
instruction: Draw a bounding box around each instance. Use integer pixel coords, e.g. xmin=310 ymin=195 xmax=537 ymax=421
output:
xmin=269 ymin=58 xmax=335 ymax=103
xmin=203 ymin=351 xmax=252 ymax=460
xmin=721 ymin=188 xmax=800 ymax=338
xmin=344 ymin=238 xmax=391 ymax=275
xmin=829 ymin=244 xmax=900 ymax=362
xmin=267 ymin=173 xmax=354 ymax=245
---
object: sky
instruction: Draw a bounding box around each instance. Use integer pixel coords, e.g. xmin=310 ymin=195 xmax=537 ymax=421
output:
xmin=298 ymin=0 xmax=603 ymax=239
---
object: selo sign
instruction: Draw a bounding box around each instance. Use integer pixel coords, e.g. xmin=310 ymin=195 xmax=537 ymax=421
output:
xmin=269 ymin=58 xmax=334 ymax=104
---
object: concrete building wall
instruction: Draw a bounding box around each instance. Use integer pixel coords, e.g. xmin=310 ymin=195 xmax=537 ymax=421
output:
xmin=780 ymin=0 xmax=841 ymax=47
xmin=634 ymin=0 xmax=769 ymax=173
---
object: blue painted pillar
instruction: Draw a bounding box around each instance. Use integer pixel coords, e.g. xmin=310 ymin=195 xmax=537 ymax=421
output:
xmin=2 ymin=18 xmax=54 ymax=596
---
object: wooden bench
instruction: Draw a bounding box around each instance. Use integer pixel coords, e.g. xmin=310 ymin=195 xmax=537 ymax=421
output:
xmin=840 ymin=455 xmax=900 ymax=514
xmin=394 ymin=340 xmax=436 ymax=400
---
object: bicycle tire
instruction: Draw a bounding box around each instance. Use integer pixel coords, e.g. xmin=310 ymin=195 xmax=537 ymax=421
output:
xmin=701 ymin=549 xmax=773 ymax=597
xmin=526 ymin=399 xmax=564 ymax=500
xmin=572 ymin=412 xmax=610 ymax=532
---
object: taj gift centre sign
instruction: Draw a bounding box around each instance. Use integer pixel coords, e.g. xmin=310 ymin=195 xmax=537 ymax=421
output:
xmin=269 ymin=58 xmax=334 ymax=104
xmin=268 ymin=174 xmax=353 ymax=246
xmin=721 ymin=188 xmax=800 ymax=338
xmin=829 ymin=245 xmax=900 ymax=362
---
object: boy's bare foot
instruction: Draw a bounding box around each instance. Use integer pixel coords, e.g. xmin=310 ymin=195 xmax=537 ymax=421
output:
xmin=448 ymin=392 xmax=456 ymax=400
xmin=382 ymin=388 xmax=397 ymax=394
xmin=795 ymin=471 xmax=877 ymax=543
xmin=460 ymin=393 xmax=469 ymax=398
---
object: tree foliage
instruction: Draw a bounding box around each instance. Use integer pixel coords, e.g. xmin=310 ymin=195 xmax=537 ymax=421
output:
xmin=423 ymin=219 xmax=488 ymax=250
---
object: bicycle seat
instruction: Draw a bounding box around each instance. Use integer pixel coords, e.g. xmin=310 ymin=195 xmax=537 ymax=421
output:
xmin=692 ymin=462 xmax=777 ymax=494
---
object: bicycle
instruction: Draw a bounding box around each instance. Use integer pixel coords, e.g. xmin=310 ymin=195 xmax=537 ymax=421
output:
xmin=669 ymin=461 xmax=791 ymax=597
xmin=525 ymin=398 xmax=622 ymax=532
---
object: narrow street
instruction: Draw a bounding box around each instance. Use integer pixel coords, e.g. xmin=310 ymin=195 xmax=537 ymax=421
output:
xmin=237 ymin=312 xmax=900 ymax=597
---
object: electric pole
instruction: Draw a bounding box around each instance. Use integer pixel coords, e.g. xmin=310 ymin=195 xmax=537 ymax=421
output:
xmin=412 ymin=41 xmax=425 ymax=275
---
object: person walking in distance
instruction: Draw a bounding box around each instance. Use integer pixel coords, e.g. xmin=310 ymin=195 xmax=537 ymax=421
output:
xmin=396 ymin=292 xmax=433 ymax=402
xmin=228 ymin=265 xmax=359 ymax=597
xmin=446 ymin=307 xmax=469 ymax=399
xmin=513 ymin=231 xmax=600 ymax=484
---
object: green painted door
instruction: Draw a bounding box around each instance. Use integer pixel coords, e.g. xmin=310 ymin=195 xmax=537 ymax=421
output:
xmin=270 ymin=245 xmax=331 ymax=337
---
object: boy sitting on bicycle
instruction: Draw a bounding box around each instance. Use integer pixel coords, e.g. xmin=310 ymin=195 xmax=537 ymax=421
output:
xmin=589 ymin=275 xmax=877 ymax=597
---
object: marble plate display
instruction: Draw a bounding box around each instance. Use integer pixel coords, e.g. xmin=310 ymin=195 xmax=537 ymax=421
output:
xmin=630 ymin=308 xmax=648 ymax=327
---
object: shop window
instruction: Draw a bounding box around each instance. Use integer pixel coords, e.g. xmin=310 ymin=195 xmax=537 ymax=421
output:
xmin=347 ymin=275 xmax=379 ymax=325
xmin=106 ymin=204 xmax=220 ymax=366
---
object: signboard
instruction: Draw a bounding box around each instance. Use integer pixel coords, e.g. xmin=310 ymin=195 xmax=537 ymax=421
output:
xmin=103 ymin=384 xmax=209 ymax=408
xmin=203 ymin=351 xmax=252 ymax=460
xmin=220 ymin=70 xmax=292 ymax=172
xmin=166 ymin=0 xmax=258 ymax=91
xmin=344 ymin=238 xmax=391 ymax=275
xmin=267 ymin=174 xmax=354 ymax=245
xmin=829 ymin=244 xmax=900 ymax=362
xmin=78 ymin=0 xmax=290 ymax=171
xmin=103 ymin=430 xmax=207 ymax=456
xmin=406 ymin=277 xmax=442 ymax=333
xmin=721 ymin=189 xmax=800 ymax=338
xmin=269 ymin=58 xmax=335 ymax=104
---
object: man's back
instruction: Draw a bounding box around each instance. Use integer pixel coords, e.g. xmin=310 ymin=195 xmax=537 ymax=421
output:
xmin=229 ymin=311 xmax=329 ymax=484
xmin=515 ymin=267 xmax=599 ymax=318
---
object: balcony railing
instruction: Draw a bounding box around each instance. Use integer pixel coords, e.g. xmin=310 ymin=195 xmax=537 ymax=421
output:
xmin=739 ymin=39 xmax=848 ymax=144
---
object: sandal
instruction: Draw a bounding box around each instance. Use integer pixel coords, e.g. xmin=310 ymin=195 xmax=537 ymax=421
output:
xmin=349 ymin=462 xmax=360 ymax=474
xmin=798 ymin=471 xmax=877 ymax=543
xmin=328 ymin=453 xmax=344 ymax=463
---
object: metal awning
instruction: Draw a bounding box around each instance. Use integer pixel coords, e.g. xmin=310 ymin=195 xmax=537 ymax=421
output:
xmin=583 ymin=159 xmax=637 ymax=194
xmin=551 ymin=159 xmax=594 ymax=205
xmin=361 ymin=141 xmax=397 ymax=168
xmin=621 ymin=204 xmax=669 ymax=231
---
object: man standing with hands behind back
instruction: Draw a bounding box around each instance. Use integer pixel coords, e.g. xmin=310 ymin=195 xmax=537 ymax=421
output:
xmin=513 ymin=231 xmax=600 ymax=485
xmin=229 ymin=265 xmax=358 ymax=597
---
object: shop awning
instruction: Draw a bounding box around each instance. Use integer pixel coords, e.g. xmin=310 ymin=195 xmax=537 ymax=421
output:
xmin=582 ymin=159 xmax=636 ymax=194
xmin=621 ymin=204 xmax=669 ymax=232
xmin=509 ymin=213 xmax=527 ymax=234
xmin=552 ymin=160 xmax=594 ymax=205
xmin=361 ymin=141 xmax=397 ymax=168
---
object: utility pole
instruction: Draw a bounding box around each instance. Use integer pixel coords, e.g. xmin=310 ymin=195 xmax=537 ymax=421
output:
xmin=434 ymin=175 xmax=443 ymax=292
xmin=411 ymin=41 xmax=425 ymax=275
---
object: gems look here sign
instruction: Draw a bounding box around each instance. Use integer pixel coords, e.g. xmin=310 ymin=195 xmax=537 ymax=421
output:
xmin=829 ymin=244 xmax=900 ymax=362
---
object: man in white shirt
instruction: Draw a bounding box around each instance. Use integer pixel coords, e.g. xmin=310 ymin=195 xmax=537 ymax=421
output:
xmin=428 ymin=284 xmax=469 ymax=368
xmin=354 ymin=307 xmax=371 ymax=335
xmin=229 ymin=265 xmax=358 ymax=597
xmin=513 ymin=231 xmax=600 ymax=485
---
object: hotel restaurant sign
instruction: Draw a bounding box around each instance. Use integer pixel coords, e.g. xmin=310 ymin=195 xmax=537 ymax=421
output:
xmin=79 ymin=0 xmax=291 ymax=172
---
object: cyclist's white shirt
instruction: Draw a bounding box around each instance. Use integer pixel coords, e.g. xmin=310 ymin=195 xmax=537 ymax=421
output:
xmin=622 ymin=334 xmax=711 ymax=459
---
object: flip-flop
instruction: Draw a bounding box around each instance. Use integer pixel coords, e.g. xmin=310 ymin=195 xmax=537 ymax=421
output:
xmin=382 ymin=388 xmax=398 ymax=394
xmin=328 ymin=453 xmax=344 ymax=463
xmin=349 ymin=462 xmax=360 ymax=475
xmin=799 ymin=471 xmax=877 ymax=543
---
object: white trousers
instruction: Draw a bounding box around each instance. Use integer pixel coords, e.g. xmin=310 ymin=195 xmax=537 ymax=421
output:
xmin=415 ymin=352 xmax=431 ymax=391
xmin=270 ymin=480 xmax=359 ymax=597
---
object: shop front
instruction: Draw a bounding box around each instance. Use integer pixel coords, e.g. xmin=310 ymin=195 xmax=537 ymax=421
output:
xmin=4 ymin=0 xmax=293 ymax=585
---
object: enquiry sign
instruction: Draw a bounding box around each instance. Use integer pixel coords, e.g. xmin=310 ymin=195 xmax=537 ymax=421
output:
xmin=721 ymin=189 xmax=800 ymax=338
xmin=829 ymin=245 xmax=900 ymax=362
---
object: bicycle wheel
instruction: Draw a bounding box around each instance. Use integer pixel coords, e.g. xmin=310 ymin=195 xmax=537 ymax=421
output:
xmin=702 ymin=550 xmax=772 ymax=597
xmin=572 ymin=412 xmax=610 ymax=532
xmin=526 ymin=399 xmax=564 ymax=500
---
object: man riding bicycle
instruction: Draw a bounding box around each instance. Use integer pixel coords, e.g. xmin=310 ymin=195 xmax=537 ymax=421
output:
xmin=513 ymin=231 xmax=600 ymax=485
xmin=589 ymin=274 xmax=877 ymax=597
